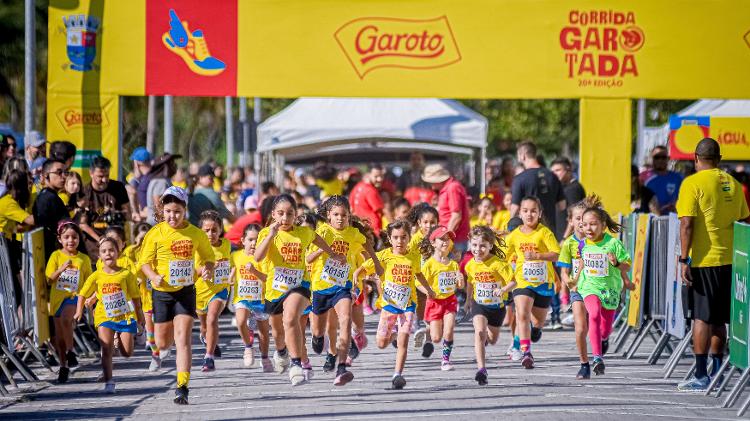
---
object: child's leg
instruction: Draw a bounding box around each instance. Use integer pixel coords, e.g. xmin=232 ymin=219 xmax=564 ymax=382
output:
xmin=351 ymin=302 xmax=365 ymax=335
xmin=443 ymin=313 xmax=456 ymax=342
xmin=333 ymin=298 xmax=352 ymax=364
xmin=583 ymin=295 xmax=604 ymax=357
xmin=198 ymin=313 xmax=207 ymax=341
xmin=487 ymin=325 xmax=500 ymax=345
xmin=572 ymin=301 xmax=589 ymax=363
xmin=394 ymin=313 xmax=414 ymax=374
xmin=473 ymin=315 xmax=488 ymax=369
xmin=299 ymin=313 xmax=309 ymax=361
xmin=513 ymin=295 xmax=533 ymax=353
xmin=327 ymin=310 xmax=339 ymax=355
xmin=600 ymin=307 xmax=617 ymax=340
xmin=145 ymin=313 xmax=159 ymax=356
xmin=205 ymin=299 xmax=225 ymax=356
xmin=376 ymin=311 xmax=396 ymax=349
xmin=282 ymin=293 xmax=308 ymax=361
xmin=236 ymin=309 xmax=252 ymax=346
xmin=173 ymin=315 xmax=194 ymax=383
xmin=311 ymin=310 xmax=328 ymax=339
xmin=97 ymin=327 xmax=115 ymax=382
xmin=154 ymin=321 xmax=174 ymax=351
xmin=269 ymin=314 xmax=286 ymax=352
xmin=257 ymin=319 xmax=271 ymax=357
xmin=58 ymin=305 xmax=76 ymax=367
xmin=53 ymin=316 xmax=68 ymax=368
xmin=531 ymin=305 xmax=549 ymax=329
xmin=429 ymin=319 xmax=443 ymax=344
xmin=118 ymin=331 xmax=135 ymax=358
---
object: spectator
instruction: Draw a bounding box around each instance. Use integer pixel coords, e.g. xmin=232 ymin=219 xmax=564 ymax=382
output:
xmin=641 ymin=146 xmax=683 ymax=215
xmin=0 ymin=169 xmax=35 ymax=307
xmin=225 ymin=195 xmax=262 ymax=246
xmin=422 ymin=163 xmax=471 ymax=256
xmin=396 ymin=152 xmax=427 ymax=194
xmin=24 ymin=130 xmax=47 ymax=185
xmin=350 ymin=163 xmax=385 ymax=235
xmin=550 ymin=156 xmax=586 ymax=238
xmin=78 ymin=156 xmax=131 ymax=260
xmin=143 ymin=153 xmax=180 ymax=224
xmin=126 ymin=146 xmax=152 ymax=220
xmin=0 ymin=134 xmax=18 ymax=168
xmin=32 ymin=159 xmax=70 ymax=261
xmin=187 ymin=164 xmax=236 ymax=226
xmin=48 ymin=141 xmax=77 ymax=169
xmin=676 ymin=138 xmax=750 ymax=391
xmin=260 ymin=181 xmax=280 ymax=204
xmin=510 ymin=141 xmax=565 ymax=237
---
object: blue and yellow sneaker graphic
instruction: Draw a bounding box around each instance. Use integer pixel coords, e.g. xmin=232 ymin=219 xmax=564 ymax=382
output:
xmin=162 ymin=9 xmax=226 ymax=76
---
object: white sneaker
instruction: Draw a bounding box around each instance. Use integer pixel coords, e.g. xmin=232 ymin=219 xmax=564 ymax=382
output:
xmin=243 ymin=348 xmax=255 ymax=368
xmin=561 ymin=314 xmax=575 ymax=327
xmin=289 ymin=365 xmax=306 ymax=386
xmin=413 ymin=328 xmax=427 ymax=349
xmin=441 ymin=360 xmax=454 ymax=371
xmin=261 ymin=357 xmax=275 ymax=373
xmin=160 ymin=348 xmax=171 ymax=360
xmin=273 ymin=351 xmax=290 ymax=374
xmin=104 ymin=381 xmax=116 ymax=394
xmin=509 ymin=347 xmax=523 ymax=362
xmin=148 ymin=356 xmax=162 ymax=372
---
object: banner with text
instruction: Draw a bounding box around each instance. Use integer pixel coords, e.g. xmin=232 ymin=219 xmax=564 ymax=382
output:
xmin=731 ymin=222 xmax=750 ymax=370
xmin=627 ymin=213 xmax=651 ymax=328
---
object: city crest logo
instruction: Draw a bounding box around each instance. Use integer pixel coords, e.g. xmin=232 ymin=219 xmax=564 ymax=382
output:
xmin=63 ymin=14 xmax=100 ymax=72
xmin=334 ymin=16 xmax=461 ymax=79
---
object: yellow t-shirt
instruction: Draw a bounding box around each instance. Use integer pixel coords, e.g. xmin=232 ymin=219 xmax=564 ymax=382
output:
xmin=311 ymin=224 xmax=366 ymax=293
xmin=137 ymin=222 xmax=215 ymax=292
xmin=316 ymin=178 xmax=344 ymax=198
xmin=231 ymin=250 xmax=266 ymax=305
xmin=361 ymin=248 xmax=421 ymax=314
xmin=676 ymin=168 xmax=750 ymax=267
xmin=58 ymin=191 xmax=70 ymax=206
xmin=45 ymin=250 xmax=93 ymax=315
xmin=504 ymin=225 xmax=560 ymax=290
xmin=213 ymin=178 xmax=222 ymax=193
xmin=0 ymin=195 xmax=30 ymax=239
xmin=195 ymin=239 xmax=233 ymax=309
xmin=493 ymin=210 xmax=511 ymax=232
xmin=124 ymin=244 xmax=152 ymax=312
xmin=421 ymin=257 xmax=461 ymax=300
xmin=407 ymin=230 xmax=425 ymax=262
xmin=79 ymin=268 xmax=140 ymax=327
xmin=96 ymin=255 xmax=136 ymax=275
xmin=257 ymin=225 xmax=316 ymax=302
xmin=470 ymin=215 xmax=493 ymax=228
xmin=465 ymin=255 xmax=514 ymax=307
xmin=172 ymin=180 xmax=188 ymax=189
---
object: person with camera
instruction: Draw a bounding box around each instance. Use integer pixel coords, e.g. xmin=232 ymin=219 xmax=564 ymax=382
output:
xmin=78 ymin=156 xmax=131 ymax=262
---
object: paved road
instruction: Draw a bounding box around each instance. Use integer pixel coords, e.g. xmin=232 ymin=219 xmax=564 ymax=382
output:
xmin=0 ymin=314 xmax=742 ymax=420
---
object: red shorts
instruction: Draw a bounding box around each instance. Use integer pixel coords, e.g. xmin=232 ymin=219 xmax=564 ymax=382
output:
xmin=424 ymin=295 xmax=458 ymax=322
xmin=354 ymin=287 xmax=365 ymax=306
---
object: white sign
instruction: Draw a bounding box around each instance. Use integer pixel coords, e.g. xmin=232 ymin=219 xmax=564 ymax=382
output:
xmin=665 ymin=213 xmax=686 ymax=339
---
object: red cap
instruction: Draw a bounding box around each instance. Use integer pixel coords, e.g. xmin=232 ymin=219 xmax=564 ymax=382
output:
xmin=429 ymin=226 xmax=456 ymax=242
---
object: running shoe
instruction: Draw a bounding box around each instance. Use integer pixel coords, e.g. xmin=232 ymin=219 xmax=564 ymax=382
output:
xmin=353 ymin=331 xmax=368 ymax=351
xmin=475 ymin=368 xmax=488 ymax=385
xmin=334 ymin=368 xmax=354 ymax=386
xmin=57 ymin=366 xmax=70 ymax=384
xmin=202 ymin=357 xmax=215 ymax=372
xmin=345 ymin=356 xmax=354 ymax=367
xmin=214 ymin=344 xmax=222 ymax=358
xmin=601 ymin=338 xmax=610 ymax=356
xmin=561 ymin=314 xmax=575 ymax=327
xmin=104 ymin=381 xmax=116 ymax=394
xmin=592 ymin=357 xmax=605 ymax=375
xmin=161 ymin=348 xmax=172 ymax=360
xmin=148 ymin=355 xmax=162 ymax=372
xmin=441 ymin=360 xmax=454 ymax=371
xmin=422 ymin=342 xmax=435 ymax=358
xmin=66 ymin=351 xmax=79 ymax=368
xmin=413 ymin=327 xmax=427 ymax=349
xmin=677 ymin=375 xmax=710 ymax=392
xmin=576 ymin=363 xmax=591 ymax=380
xmin=302 ymin=360 xmax=314 ymax=382
xmin=363 ymin=304 xmax=374 ymax=316
xmin=391 ymin=339 xmax=398 ymax=349
xmin=261 ymin=357 xmax=275 ymax=373
xmin=312 ymin=336 xmax=325 ymax=355
xmin=392 ymin=374 xmax=406 ymax=390
xmin=530 ymin=326 xmax=543 ymax=343
xmin=174 ymin=386 xmax=189 ymax=405
xmin=508 ymin=347 xmax=523 ymax=362
xmin=289 ymin=365 xmax=306 ymax=386
xmin=349 ymin=339 xmax=360 ymax=360
xmin=551 ymin=319 xmax=563 ymax=330
xmin=521 ymin=352 xmax=535 ymax=369
xmin=243 ymin=348 xmax=255 ymax=368
xmin=273 ymin=351 xmax=290 ymax=374
xmin=323 ymin=353 xmax=337 ymax=373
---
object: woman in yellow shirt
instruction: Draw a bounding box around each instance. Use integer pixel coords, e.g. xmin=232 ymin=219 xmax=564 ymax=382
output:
xmin=139 ymin=186 xmax=215 ymax=405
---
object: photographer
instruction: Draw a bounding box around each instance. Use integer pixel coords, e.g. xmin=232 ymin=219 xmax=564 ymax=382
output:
xmin=78 ymin=156 xmax=130 ymax=261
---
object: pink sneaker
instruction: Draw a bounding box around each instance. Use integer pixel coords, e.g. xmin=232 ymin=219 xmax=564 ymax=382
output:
xmin=363 ymin=305 xmax=374 ymax=316
xmin=353 ymin=332 xmax=368 ymax=351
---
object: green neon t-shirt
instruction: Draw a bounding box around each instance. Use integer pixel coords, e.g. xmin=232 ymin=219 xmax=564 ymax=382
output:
xmin=578 ymin=233 xmax=631 ymax=310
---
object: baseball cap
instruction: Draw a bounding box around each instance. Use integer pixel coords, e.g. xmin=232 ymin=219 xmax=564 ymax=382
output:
xmin=26 ymin=131 xmax=46 ymax=148
xmin=429 ymin=225 xmax=456 ymax=242
xmin=161 ymin=185 xmax=188 ymax=204
xmin=129 ymin=147 xmax=152 ymax=162
xmin=243 ymin=195 xmax=259 ymax=210
xmin=197 ymin=164 xmax=214 ymax=177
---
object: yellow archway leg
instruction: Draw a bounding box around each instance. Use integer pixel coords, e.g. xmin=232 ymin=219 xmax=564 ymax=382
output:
xmin=579 ymin=98 xmax=632 ymax=215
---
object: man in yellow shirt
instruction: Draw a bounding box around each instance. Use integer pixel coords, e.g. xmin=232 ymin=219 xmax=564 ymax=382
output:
xmin=676 ymin=138 xmax=750 ymax=392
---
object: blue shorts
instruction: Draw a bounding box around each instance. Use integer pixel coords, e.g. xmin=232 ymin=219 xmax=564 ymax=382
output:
xmin=303 ymin=305 xmax=312 ymax=316
xmin=312 ymin=289 xmax=352 ymax=315
xmin=55 ymin=297 xmax=78 ymax=317
xmin=99 ymin=319 xmax=137 ymax=333
xmin=235 ymin=300 xmax=270 ymax=321
xmin=570 ymin=291 xmax=584 ymax=303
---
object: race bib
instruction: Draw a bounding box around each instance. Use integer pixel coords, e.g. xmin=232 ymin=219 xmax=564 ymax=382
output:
xmin=214 ymin=260 xmax=231 ymax=285
xmin=103 ymin=290 xmax=129 ymax=319
xmin=238 ymin=278 xmax=262 ymax=301
xmin=168 ymin=260 xmax=195 ymax=286
xmin=383 ymin=281 xmax=410 ymax=310
xmin=320 ymin=258 xmax=350 ymax=287
xmin=437 ymin=271 xmax=459 ymax=295
xmin=571 ymin=258 xmax=582 ymax=278
xmin=474 ymin=282 xmax=500 ymax=306
xmin=522 ymin=261 xmax=547 ymax=284
xmin=272 ymin=267 xmax=303 ymax=293
xmin=57 ymin=268 xmax=80 ymax=292
xmin=583 ymin=252 xmax=608 ymax=278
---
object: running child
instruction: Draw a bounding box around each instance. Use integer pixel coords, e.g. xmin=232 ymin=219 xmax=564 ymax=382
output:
xmin=354 ymin=220 xmax=436 ymax=390
xmin=576 ymin=196 xmax=633 ymax=376
xmin=471 ymin=195 xmax=495 ymax=228
xmin=195 ymin=210 xmax=233 ymax=372
xmin=504 ymin=196 xmax=560 ymax=369
xmin=406 ymin=203 xmax=438 ymax=350
xmin=45 ymin=219 xmax=92 ymax=383
xmin=419 ymin=226 xmax=464 ymax=369
xmin=139 ymin=186 xmax=215 ymax=405
xmin=492 ymin=192 xmax=513 ymax=233
xmin=231 ymin=223 xmax=273 ymax=371
xmin=465 ymin=225 xmax=515 ymax=385
xmin=74 ymin=237 xmax=145 ymax=394
xmin=254 ymin=194 xmax=345 ymax=386
xmin=308 ymin=196 xmax=382 ymax=385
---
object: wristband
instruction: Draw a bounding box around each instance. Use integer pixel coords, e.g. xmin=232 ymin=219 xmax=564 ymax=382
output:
xmin=679 ymin=257 xmax=691 ymax=265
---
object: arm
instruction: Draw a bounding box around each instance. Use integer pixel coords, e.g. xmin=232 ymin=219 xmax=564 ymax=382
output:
xmin=416 ymin=273 xmax=435 ymax=298
xmin=140 ymin=263 xmax=164 ymax=288
xmin=556 ymin=199 xmax=566 ymax=212
xmin=457 ymin=271 xmax=465 ymax=290
xmin=679 ymin=216 xmax=694 ymax=286
xmin=499 ymin=279 xmax=517 ymax=296
xmin=524 ymin=251 xmax=559 ymax=262
xmin=254 ymin=224 xmax=278 ymax=262
xmin=73 ymin=296 xmax=86 ymax=322
xmin=306 ymin=248 xmax=326 ymax=265
xmin=312 ymin=234 xmax=346 ymax=263
xmin=132 ymin=298 xmax=145 ymax=327
xmin=79 ymin=222 xmax=101 ymax=242
xmin=47 ymin=259 xmax=72 ymax=284
xmin=245 ymin=264 xmax=268 ymax=282
xmin=447 ymin=212 xmax=462 ymax=232
xmin=364 ymin=240 xmax=384 ymax=278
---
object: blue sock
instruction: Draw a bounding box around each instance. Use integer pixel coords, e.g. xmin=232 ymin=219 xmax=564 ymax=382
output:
xmin=513 ymin=335 xmax=520 ymax=350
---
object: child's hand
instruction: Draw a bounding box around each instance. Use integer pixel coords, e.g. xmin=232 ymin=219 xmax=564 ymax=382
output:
xmin=331 ymin=252 xmax=347 ymax=264
xmin=201 ymin=266 xmax=213 ymax=281
xmin=493 ymin=287 xmax=503 ymax=297
xmin=608 ymin=252 xmax=617 ymax=266
xmin=151 ymin=275 xmax=165 ymax=288
xmin=61 ymin=260 xmax=72 ymax=271
xmin=624 ymin=279 xmax=636 ymax=291
xmin=524 ymin=251 xmax=538 ymax=260
xmin=268 ymin=221 xmax=281 ymax=236
xmin=85 ymin=295 xmax=98 ymax=308
xmin=426 ymin=288 xmax=436 ymax=299
xmin=73 ymin=310 xmax=83 ymax=322
xmin=575 ymin=259 xmax=584 ymax=273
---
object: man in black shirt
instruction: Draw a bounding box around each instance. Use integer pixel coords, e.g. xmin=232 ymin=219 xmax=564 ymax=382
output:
xmin=551 ymin=156 xmax=587 ymax=239
xmin=78 ymin=156 xmax=130 ymax=260
xmin=32 ymin=159 xmax=70 ymax=262
xmin=510 ymin=141 xmax=566 ymax=236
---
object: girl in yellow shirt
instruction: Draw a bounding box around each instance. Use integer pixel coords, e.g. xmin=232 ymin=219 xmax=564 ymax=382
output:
xmin=45 ymin=220 xmax=92 ymax=384
xmin=75 ymin=237 xmax=144 ymax=394
xmin=419 ymin=226 xmax=464 ymax=370
xmin=139 ymin=186 xmax=215 ymax=405
xmin=254 ymin=194 xmax=344 ymax=386
xmin=195 ymin=210 xmax=233 ymax=373
xmin=504 ymin=196 xmax=560 ymax=370
xmin=470 ymin=196 xmax=496 ymax=228
xmin=492 ymin=192 xmax=513 ymax=233
xmin=405 ymin=203 xmax=438 ymax=350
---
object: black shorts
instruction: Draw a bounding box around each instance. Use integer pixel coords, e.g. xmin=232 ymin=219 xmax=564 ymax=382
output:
xmin=471 ymin=304 xmax=506 ymax=328
xmin=683 ymin=265 xmax=732 ymax=325
xmin=264 ymin=287 xmax=311 ymax=316
xmin=312 ymin=289 xmax=351 ymax=315
xmin=152 ymin=285 xmax=197 ymax=323
xmin=513 ymin=288 xmax=553 ymax=309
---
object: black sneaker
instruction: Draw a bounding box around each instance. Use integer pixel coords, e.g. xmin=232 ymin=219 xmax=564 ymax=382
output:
xmin=422 ymin=342 xmax=434 ymax=358
xmin=349 ymin=339 xmax=360 ymax=360
xmin=66 ymin=351 xmax=79 ymax=368
xmin=530 ymin=326 xmax=542 ymax=343
xmin=312 ymin=336 xmax=325 ymax=355
xmin=475 ymin=368 xmax=488 ymax=385
xmin=576 ymin=363 xmax=591 ymax=380
xmin=57 ymin=366 xmax=70 ymax=384
xmin=323 ymin=353 xmax=336 ymax=372
xmin=174 ymin=385 xmax=189 ymax=405
xmin=392 ymin=374 xmax=406 ymax=390
xmin=391 ymin=339 xmax=398 ymax=349
xmin=592 ymin=358 xmax=605 ymax=375
xmin=202 ymin=357 xmax=215 ymax=372
xmin=214 ymin=344 xmax=222 ymax=358
xmin=601 ymin=339 xmax=609 ymax=356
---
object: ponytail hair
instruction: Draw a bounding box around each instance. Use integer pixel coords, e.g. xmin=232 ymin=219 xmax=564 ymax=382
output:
xmin=469 ymin=225 xmax=506 ymax=260
xmin=418 ymin=226 xmax=438 ymax=260
xmin=582 ymin=194 xmax=621 ymax=234
xmin=406 ymin=202 xmax=438 ymax=228
xmin=199 ymin=210 xmax=224 ymax=235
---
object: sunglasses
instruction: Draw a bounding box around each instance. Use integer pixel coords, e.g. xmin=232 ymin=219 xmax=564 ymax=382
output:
xmin=652 ymin=155 xmax=669 ymax=160
xmin=49 ymin=170 xmax=71 ymax=177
